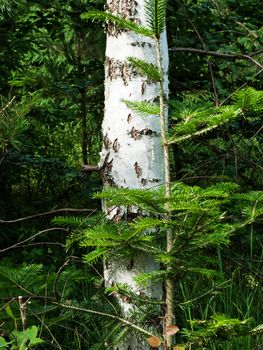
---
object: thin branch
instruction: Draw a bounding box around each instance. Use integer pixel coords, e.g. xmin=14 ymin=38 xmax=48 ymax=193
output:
xmin=0 ymin=208 xmax=96 ymax=224
xmin=220 ymin=68 xmax=263 ymax=105
xmin=53 ymin=302 xmax=156 ymax=338
xmin=16 ymin=242 xmax=65 ymax=248
xmin=0 ymin=96 xmax=15 ymax=114
xmin=208 ymin=60 xmax=219 ymax=106
xmin=82 ymin=164 xmax=100 ymax=173
xmin=169 ymin=47 xmax=263 ymax=70
xmin=0 ymin=227 xmax=68 ymax=253
xmin=31 ymin=311 xmax=63 ymax=350
xmin=177 ymin=5 xmax=220 ymax=106
xmin=167 ymin=124 xmax=219 ymax=145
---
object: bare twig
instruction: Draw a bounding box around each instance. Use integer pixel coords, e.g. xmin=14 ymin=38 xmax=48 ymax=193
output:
xmin=31 ymin=311 xmax=63 ymax=350
xmin=0 ymin=208 xmax=96 ymax=224
xmin=82 ymin=164 xmax=100 ymax=173
xmin=53 ymin=302 xmax=156 ymax=338
xmin=0 ymin=96 xmax=15 ymax=114
xmin=0 ymin=227 xmax=68 ymax=253
xmin=169 ymin=47 xmax=263 ymax=70
xmin=176 ymin=3 xmax=220 ymax=106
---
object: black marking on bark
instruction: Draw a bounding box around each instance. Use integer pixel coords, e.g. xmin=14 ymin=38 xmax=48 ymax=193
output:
xmin=141 ymin=81 xmax=145 ymax=95
xmin=129 ymin=127 xmax=159 ymax=140
xmin=105 ymin=259 xmax=109 ymax=269
xmin=134 ymin=162 xmax=142 ymax=178
xmin=127 ymin=113 xmax=132 ymax=123
xmin=103 ymin=133 xmax=112 ymax=150
xmin=141 ymin=178 xmax=160 ymax=186
xmin=113 ymin=207 xmax=122 ymax=224
xmin=127 ymin=346 xmax=132 ymax=350
xmin=105 ymin=57 xmax=138 ymax=85
xmin=141 ymin=178 xmax=148 ymax=186
xmin=104 ymin=0 xmax=139 ymax=36
xmin=126 ymin=257 xmax=135 ymax=270
xmin=141 ymin=128 xmax=158 ymax=137
xmin=101 ymin=152 xmax=115 ymax=187
xmin=130 ymin=126 xmax=141 ymax=140
xmin=113 ymin=138 xmax=120 ymax=153
xmin=130 ymin=41 xmax=153 ymax=48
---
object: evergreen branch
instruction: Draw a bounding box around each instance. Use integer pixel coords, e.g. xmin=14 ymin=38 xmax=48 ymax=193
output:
xmin=53 ymin=302 xmax=156 ymax=338
xmin=0 ymin=268 xmax=34 ymax=297
xmin=81 ymin=11 xmax=154 ymax=37
xmin=168 ymin=107 xmax=242 ymax=144
xmin=250 ymin=324 xmax=263 ymax=335
xmin=83 ymin=248 xmax=109 ymax=265
xmin=168 ymin=124 xmax=218 ymax=144
xmin=121 ymin=99 xmax=160 ymax=116
xmin=127 ymin=57 xmax=160 ymax=82
xmin=145 ymin=0 xmax=166 ymax=37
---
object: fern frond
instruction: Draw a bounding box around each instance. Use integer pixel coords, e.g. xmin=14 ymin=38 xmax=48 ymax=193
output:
xmin=127 ymin=57 xmax=160 ymax=82
xmin=122 ymin=99 xmax=160 ymax=116
xmin=145 ymin=0 xmax=167 ymax=37
xmin=81 ymin=11 xmax=154 ymax=37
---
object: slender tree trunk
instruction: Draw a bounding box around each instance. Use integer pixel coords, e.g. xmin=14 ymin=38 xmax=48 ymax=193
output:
xmin=100 ymin=0 xmax=169 ymax=348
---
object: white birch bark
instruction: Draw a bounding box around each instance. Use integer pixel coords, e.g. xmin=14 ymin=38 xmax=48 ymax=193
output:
xmin=100 ymin=0 xmax=169 ymax=348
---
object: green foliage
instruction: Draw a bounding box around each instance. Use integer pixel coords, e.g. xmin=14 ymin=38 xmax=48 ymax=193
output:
xmin=80 ymin=182 xmax=240 ymax=272
xmin=81 ymin=10 xmax=154 ymax=37
xmin=0 ymin=96 xmax=30 ymax=152
xmin=121 ymin=99 xmax=160 ymax=116
xmin=182 ymin=314 xmax=253 ymax=348
xmin=169 ymin=104 xmax=241 ymax=144
xmin=128 ymin=57 xmax=161 ymax=82
xmin=0 ymin=326 xmax=43 ymax=350
xmin=145 ymin=0 xmax=167 ymax=37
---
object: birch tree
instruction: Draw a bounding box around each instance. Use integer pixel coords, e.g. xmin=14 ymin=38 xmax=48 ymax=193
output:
xmin=83 ymin=0 xmax=169 ymax=348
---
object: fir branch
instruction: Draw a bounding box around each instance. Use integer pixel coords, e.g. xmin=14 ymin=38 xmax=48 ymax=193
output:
xmin=127 ymin=57 xmax=160 ymax=82
xmin=81 ymin=11 xmax=154 ymax=37
xmin=121 ymin=99 xmax=160 ymax=116
xmin=145 ymin=0 xmax=166 ymax=37
xmin=168 ymin=106 xmax=242 ymax=144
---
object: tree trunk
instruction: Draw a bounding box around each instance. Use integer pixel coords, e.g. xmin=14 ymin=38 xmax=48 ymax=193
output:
xmin=100 ymin=0 xmax=169 ymax=348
